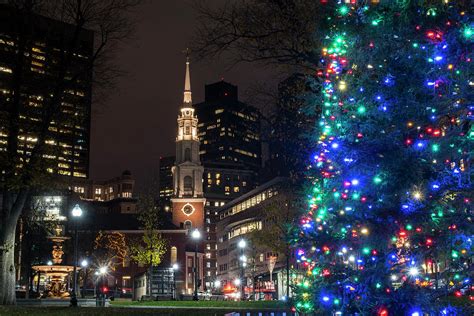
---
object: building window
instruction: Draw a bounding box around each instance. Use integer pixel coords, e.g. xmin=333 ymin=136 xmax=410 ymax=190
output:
xmin=234 ymin=186 xmax=239 ymax=193
xmin=171 ymin=246 xmax=177 ymax=264
xmin=225 ymin=186 xmax=230 ymax=192
xmin=73 ymin=186 xmax=84 ymax=194
xmin=185 ymin=148 xmax=191 ymax=161
xmin=95 ymin=188 xmax=101 ymax=195
xmin=123 ymin=192 xmax=132 ymax=198
xmin=206 ymin=262 xmax=211 ymax=268
xmin=109 ymin=187 xmax=113 ymax=193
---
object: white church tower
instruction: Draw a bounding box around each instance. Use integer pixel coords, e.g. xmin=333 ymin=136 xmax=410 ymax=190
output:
xmin=170 ymin=55 xmax=205 ymax=230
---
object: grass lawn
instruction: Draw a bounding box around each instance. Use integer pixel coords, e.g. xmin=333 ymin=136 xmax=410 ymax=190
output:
xmin=0 ymin=306 xmax=247 ymax=316
xmin=110 ymin=299 xmax=289 ymax=309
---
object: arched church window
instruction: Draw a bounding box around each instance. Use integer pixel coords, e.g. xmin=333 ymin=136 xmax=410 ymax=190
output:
xmin=170 ymin=246 xmax=177 ymax=264
xmin=185 ymin=148 xmax=191 ymax=161
xmin=184 ymin=176 xmax=193 ymax=192
xmin=185 ymin=125 xmax=190 ymax=135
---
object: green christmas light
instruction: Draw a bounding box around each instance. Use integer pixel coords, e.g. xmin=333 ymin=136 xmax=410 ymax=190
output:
xmin=463 ymin=26 xmax=473 ymax=39
xmin=357 ymin=106 xmax=366 ymax=114
xmin=339 ymin=6 xmax=349 ymax=16
xmin=373 ymin=176 xmax=382 ymax=184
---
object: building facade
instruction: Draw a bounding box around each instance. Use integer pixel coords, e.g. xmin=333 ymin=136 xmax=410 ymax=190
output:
xmin=0 ymin=4 xmax=92 ymax=179
xmin=195 ymin=81 xmax=261 ymax=171
xmin=158 ymin=156 xmax=174 ymax=212
xmin=216 ymin=177 xmax=291 ymax=300
xmin=193 ymin=81 xmax=263 ymax=290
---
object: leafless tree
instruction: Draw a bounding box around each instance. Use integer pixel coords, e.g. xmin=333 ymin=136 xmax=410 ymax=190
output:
xmin=0 ymin=0 xmax=141 ymax=305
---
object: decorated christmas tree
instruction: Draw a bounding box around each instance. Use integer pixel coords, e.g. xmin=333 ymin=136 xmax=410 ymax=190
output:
xmin=294 ymin=1 xmax=473 ymax=315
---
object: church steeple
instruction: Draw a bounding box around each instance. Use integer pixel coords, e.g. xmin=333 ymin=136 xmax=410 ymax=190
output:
xmin=183 ymin=51 xmax=192 ymax=107
xmin=171 ymin=53 xmax=205 ymax=232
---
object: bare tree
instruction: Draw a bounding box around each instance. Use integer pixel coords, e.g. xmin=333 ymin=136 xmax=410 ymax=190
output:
xmin=192 ymin=0 xmax=331 ymax=71
xmin=193 ymin=1 xmax=323 ymax=182
xmin=0 ymin=0 xmax=141 ymax=305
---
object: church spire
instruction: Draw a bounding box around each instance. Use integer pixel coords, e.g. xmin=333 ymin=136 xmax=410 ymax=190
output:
xmin=183 ymin=49 xmax=192 ymax=107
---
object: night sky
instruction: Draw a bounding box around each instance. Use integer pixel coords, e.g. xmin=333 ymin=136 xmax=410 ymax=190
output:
xmin=89 ymin=1 xmax=272 ymax=190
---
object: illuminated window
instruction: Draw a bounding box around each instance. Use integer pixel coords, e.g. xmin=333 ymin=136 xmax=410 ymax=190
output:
xmin=95 ymin=188 xmax=101 ymax=195
xmin=74 ymin=186 xmax=84 ymax=194
xmin=225 ymin=186 xmax=230 ymax=192
xmin=109 ymin=187 xmax=113 ymax=193
xmin=171 ymin=246 xmax=177 ymax=264
xmin=233 ymin=187 xmax=239 ymax=193
xmin=123 ymin=192 xmax=132 ymax=198
xmin=214 ymin=202 xmax=219 ymax=207
xmin=215 ymin=109 xmax=224 ymax=114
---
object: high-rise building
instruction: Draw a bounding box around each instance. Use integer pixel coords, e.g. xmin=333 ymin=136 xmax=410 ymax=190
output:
xmin=195 ymin=81 xmax=261 ymax=170
xmin=158 ymin=156 xmax=174 ymax=212
xmin=0 ymin=4 xmax=93 ymax=178
xmin=193 ymin=81 xmax=262 ymax=290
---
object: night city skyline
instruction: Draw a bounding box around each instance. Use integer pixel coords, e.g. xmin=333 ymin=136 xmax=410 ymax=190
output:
xmin=89 ymin=1 xmax=274 ymax=188
xmin=0 ymin=1 xmax=471 ymax=314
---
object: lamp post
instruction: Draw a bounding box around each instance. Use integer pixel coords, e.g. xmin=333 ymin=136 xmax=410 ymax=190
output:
xmin=191 ymin=229 xmax=201 ymax=301
xmin=172 ymin=263 xmax=178 ymax=300
xmin=70 ymin=204 xmax=82 ymax=307
xmin=80 ymin=259 xmax=88 ymax=298
xmin=96 ymin=266 xmax=107 ymax=307
xmin=238 ymin=239 xmax=246 ymax=300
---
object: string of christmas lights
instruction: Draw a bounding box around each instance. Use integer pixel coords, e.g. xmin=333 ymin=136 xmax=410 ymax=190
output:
xmin=294 ymin=1 xmax=472 ymax=315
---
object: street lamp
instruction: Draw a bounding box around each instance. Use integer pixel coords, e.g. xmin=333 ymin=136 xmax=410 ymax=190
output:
xmin=70 ymin=204 xmax=82 ymax=307
xmin=172 ymin=263 xmax=179 ymax=300
xmin=80 ymin=259 xmax=88 ymax=298
xmin=96 ymin=266 xmax=107 ymax=307
xmin=238 ymin=239 xmax=246 ymax=300
xmin=191 ymin=229 xmax=201 ymax=301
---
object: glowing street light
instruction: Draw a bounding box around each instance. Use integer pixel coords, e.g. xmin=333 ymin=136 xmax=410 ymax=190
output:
xmin=99 ymin=266 xmax=107 ymax=275
xmin=171 ymin=263 xmax=179 ymax=300
xmin=191 ymin=229 xmax=201 ymax=301
xmin=80 ymin=259 xmax=89 ymax=298
xmin=70 ymin=204 xmax=83 ymax=307
xmin=238 ymin=239 xmax=246 ymax=300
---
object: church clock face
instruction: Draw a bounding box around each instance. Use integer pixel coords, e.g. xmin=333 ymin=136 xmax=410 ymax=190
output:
xmin=182 ymin=203 xmax=195 ymax=216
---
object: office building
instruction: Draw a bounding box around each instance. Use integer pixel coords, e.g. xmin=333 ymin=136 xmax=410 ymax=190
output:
xmin=193 ymin=81 xmax=263 ymax=289
xmin=216 ymin=177 xmax=291 ymax=300
xmin=158 ymin=156 xmax=175 ymax=212
xmin=0 ymin=4 xmax=93 ymax=178
xmin=194 ymin=81 xmax=261 ymax=171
